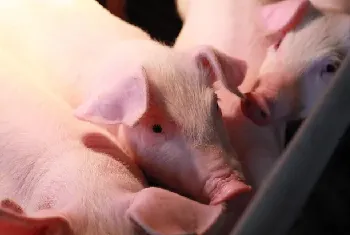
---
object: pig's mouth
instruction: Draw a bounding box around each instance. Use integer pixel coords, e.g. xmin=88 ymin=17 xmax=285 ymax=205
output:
xmin=203 ymin=170 xmax=252 ymax=205
xmin=240 ymin=92 xmax=272 ymax=126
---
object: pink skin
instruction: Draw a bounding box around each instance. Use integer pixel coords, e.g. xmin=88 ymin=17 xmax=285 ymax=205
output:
xmin=0 ymin=48 xmax=224 ymax=235
xmin=175 ymin=0 xmax=274 ymax=83
xmin=0 ymin=0 xmax=252 ymax=205
xmin=241 ymin=92 xmax=272 ymax=126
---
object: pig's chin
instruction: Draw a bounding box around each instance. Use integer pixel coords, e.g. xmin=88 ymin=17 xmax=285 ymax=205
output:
xmin=203 ymin=170 xmax=252 ymax=205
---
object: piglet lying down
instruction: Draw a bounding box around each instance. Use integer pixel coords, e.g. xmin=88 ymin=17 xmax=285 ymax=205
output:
xmin=0 ymin=51 xmax=225 ymax=235
xmin=0 ymin=0 xmax=253 ymax=206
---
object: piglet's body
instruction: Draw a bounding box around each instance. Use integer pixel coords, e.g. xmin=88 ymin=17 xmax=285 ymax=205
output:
xmin=175 ymin=0 xmax=350 ymax=188
xmin=0 ymin=49 xmax=225 ymax=235
xmin=0 ymin=0 xmax=251 ymax=206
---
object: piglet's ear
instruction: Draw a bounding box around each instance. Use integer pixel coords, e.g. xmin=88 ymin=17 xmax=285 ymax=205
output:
xmin=127 ymin=187 xmax=223 ymax=235
xmin=192 ymin=45 xmax=246 ymax=99
xmin=74 ymin=67 xmax=149 ymax=127
xmin=0 ymin=199 xmax=73 ymax=235
xmin=261 ymin=0 xmax=310 ymax=40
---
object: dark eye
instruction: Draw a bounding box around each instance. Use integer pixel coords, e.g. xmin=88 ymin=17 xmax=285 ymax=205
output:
xmin=152 ymin=124 xmax=163 ymax=133
xmin=325 ymin=63 xmax=339 ymax=73
xmin=321 ymin=61 xmax=340 ymax=78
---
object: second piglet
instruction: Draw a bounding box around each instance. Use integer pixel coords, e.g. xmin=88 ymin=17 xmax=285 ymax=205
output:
xmin=0 ymin=0 xmax=251 ymax=205
xmin=240 ymin=0 xmax=350 ymax=126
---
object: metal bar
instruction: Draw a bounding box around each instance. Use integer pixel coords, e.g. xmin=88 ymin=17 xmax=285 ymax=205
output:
xmin=230 ymin=53 xmax=350 ymax=235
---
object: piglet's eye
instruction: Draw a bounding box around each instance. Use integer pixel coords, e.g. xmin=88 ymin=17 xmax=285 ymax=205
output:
xmin=325 ymin=63 xmax=339 ymax=73
xmin=152 ymin=124 xmax=163 ymax=133
xmin=321 ymin=61 xmax=340 ymax=77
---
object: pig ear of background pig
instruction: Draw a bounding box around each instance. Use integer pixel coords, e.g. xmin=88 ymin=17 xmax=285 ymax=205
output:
xmin=193 ymin=45 xmax=247 ymax=97
xmin=0 ymin=199 xmax=73 ymax=235
xmin=261 ymin=0 xmax=310 ymax=42
xmin=127 ymin=187 xmax=224 ymax=235
xmin=74 ymin=67 xmax=149 ymax=127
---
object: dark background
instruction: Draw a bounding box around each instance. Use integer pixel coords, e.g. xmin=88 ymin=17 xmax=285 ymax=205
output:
xmin=97 ymin=1 xmax=350 ymax=234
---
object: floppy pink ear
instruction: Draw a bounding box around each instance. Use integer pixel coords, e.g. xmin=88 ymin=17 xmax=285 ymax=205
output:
xmin=192 ymin=45 xmax=246 ymax=98
xmin=74 ymin=67 xmax=149 ymax=127
xmin=127 ymin=187 xmax=223 ymax=235
xmin=261 ymin=0 xmax=310 ymax=42
xmin=0 ymin=199 xmax=73 ymax=235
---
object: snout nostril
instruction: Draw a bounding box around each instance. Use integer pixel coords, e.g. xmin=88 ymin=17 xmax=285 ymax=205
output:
xmin=260 ymin=110 xmax=267 ymax=118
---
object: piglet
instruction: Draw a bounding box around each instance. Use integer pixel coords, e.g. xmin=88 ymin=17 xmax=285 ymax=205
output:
xmin=0 ymin=50 xmax=223 ymax=235
xmin=241 ymin=0 xmax=350 ymax=127
xmin=0 ymin=0 xmax=251 ymax=205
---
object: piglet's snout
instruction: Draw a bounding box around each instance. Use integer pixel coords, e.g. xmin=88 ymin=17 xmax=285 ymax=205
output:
xmin=240 ymin=72 xmax=289 ymax=126
xmin=200 ymin=147 xmax=252 ymax=205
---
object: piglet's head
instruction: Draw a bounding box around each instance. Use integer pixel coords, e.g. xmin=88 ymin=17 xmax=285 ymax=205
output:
xmin=74 ymin=45 xmax=251 ymax=205
xmin=241 ymin=0 xmax=310 ymax=126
